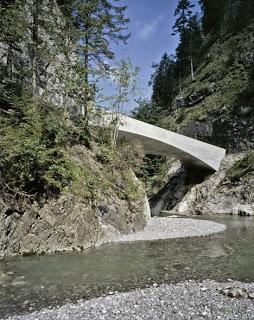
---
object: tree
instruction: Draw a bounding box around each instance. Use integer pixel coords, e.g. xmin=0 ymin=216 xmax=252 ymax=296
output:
xmin=150 ymin=53 xmax=176 ymax=113
xmin=172 ymin=0 xmax=194 ymax=36
xmin=199 ymin=0 xmax=227 ymax=35
xmin=0 ymin=0 xmax=28 ymax=96
xmin=172 ymin=0 xmax=202 ymax=82
xmin=68 ymin=0 xmax=130 ymax=117
xmin=132 ymin=99 xmax=161 ymax=125
xmin=223 ymin=0 xmax=254 ymax=33
xmin=105 ymin=58 xmax=139 ymax=145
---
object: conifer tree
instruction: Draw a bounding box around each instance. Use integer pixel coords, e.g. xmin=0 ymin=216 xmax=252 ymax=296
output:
xmin=172 ymin=0 xmax=202 ymax=83
xmin=0 ymin=0 xmax=28 ymax=95
xmin=199 ymin=0 xmax=227 ymax=35
xmin=70 ymin=0 xmax=130 ymax=117
xmin=172 ymin=0 xmax=194 ymax=36
xmin=150 ymin=53 xmax=176 ymax=112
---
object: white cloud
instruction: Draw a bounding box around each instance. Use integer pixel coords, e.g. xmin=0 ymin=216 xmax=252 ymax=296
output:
xmin=137 ymin=16 xmax=163 ymax=41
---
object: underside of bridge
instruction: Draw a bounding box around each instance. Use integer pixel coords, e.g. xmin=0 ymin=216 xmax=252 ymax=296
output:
xmin=117 ymin=116 xmax=226 ymax=172
xmin=94 ymin=113 xmax=226 ymax=171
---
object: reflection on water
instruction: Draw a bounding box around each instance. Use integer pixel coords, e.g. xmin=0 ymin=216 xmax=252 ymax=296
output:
xmin=0 ymin=215 xmax=254 ymax=317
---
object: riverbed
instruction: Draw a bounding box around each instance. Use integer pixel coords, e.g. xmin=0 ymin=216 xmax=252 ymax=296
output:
xmin=1 ymin=215 xmax=254 ymax=318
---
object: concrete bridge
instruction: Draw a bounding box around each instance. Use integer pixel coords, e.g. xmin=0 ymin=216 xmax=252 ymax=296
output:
xmin=95 ymin=113 xmax=226 ymax=171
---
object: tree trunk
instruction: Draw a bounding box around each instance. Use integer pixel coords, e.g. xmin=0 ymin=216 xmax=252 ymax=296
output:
xmin=179 ymin=72 xmax=182 ymax=94
xmin=190 ymin=56 xmax=195 ymax=81
xmin=31 ymin=0 xmax=40 ymax=95
xmin=7 ymin=42 xmax=13 ymax=81
xmin=82 ymin=32 xmax=89 ymax=120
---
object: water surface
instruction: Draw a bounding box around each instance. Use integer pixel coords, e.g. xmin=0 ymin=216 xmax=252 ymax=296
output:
xmin=0 ymin=215 xmax=254 ymax=317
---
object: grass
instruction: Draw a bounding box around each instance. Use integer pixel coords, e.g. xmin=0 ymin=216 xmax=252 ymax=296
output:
xmin=227 ymin=151 xmax=254 ymax=181
xmin=160 ymin=28 xmax=254 ymax=134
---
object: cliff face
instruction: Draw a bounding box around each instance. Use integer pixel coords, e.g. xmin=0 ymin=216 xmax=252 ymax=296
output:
xmin=171 ymin=153 xmax=254 ymax=216
xmin=0 ymin=145 xmax=150 ymax=256
xmin=159 ymin=26 xmax=254 ymax=152
xmin=147 ymin=23 xmax=254 ymax=215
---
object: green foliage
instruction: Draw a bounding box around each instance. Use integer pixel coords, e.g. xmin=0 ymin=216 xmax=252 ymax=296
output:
xmin=0 ymin=92 xmax=73 ymax=195
xmin=199 ymin=0 xmax=228 ymax=35
xmin=110 ymin=58 xmax=140 ymax=113
xmin=100 ymin=57 xmax=140 ymax=118
xmin=72 ymin=0 xmax=130 ymax=63
xmin=150 ymin=53 xmax=177 ymax=113
xmin=172 ymin=0 xmax=194 ymax=36
xmin=200 ymin=0 xmax=254 ymax=38
xmin=61 ymin=0 xmax=130 ymax=114
xmin=224 ymin=0 xmax=254 ymax=34
xmin=136 ymin=155 xmax=166 ymax=189
xmin=132 ymin=99 xmax=165 ymax=125
xmin=70 ymin=162 xmax=101 ymax=201
xmin=117 ymin=169 xmax=140 ymax=200
xmin=0 ymin=0 xmax=145 ymax=207
xmin=132 ymin=99 xmax=155 ymax=124
xmin=96 ymin=144 xmax=118 ymax=165
xmin=227 ymin=151 xmax=254 ymax=181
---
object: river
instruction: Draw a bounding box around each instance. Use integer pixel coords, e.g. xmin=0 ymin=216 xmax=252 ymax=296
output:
xmin=0 ymin=215 xmax=254 ymax=318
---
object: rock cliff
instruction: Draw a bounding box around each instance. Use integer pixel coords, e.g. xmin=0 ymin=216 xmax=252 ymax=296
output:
xmin=148 ymin=24 xmax=254 ymax=214
xmin=169 ymin=153 xmax=254 ymax=216
xmin=159 ymin=28 xmax=254 ymax=152
xmin=0 ymin=144 xmax=150 ymax=256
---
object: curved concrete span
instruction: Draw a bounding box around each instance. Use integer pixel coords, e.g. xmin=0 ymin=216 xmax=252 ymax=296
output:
xmin=95 ymin=113 xmax=226 ymax=171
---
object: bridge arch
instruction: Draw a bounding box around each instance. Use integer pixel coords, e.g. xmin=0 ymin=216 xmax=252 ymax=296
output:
xmin=95 ymin=113 xmax=226 ymax=171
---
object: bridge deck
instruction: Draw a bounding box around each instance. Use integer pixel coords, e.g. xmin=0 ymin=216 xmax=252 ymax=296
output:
xmin=95 ymin=113 xmax=226 ymax=171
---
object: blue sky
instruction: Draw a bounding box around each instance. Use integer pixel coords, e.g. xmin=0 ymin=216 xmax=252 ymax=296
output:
xmin=101 ymin=0 xmax=200 ymax=112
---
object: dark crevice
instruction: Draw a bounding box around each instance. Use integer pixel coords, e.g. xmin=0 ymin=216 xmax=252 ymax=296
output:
xmin=149 ymin=164 xmax=212 ymax=216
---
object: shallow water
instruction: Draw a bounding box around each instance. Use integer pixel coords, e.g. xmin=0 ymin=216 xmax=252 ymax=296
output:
xmin=1 ymin=215 xmax=254 ymax=318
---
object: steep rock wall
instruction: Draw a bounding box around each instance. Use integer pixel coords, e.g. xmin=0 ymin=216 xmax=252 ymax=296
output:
xmin=0 ymin=145 xmax=150 ymax=256
xmin=170 ymin=154 xmax=254 ymax=216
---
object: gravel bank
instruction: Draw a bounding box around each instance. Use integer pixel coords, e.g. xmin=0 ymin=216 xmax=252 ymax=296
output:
xmin=108 ymin=217 xmax=226 ymax=243
xmin=7 ymin=280 xmax=254 ymax=320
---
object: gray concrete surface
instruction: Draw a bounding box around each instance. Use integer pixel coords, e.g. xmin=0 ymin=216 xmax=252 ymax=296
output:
xmin=95 ymin=113 xmax=226 ymax=171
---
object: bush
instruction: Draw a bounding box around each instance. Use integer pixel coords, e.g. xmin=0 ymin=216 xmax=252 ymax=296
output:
xmin=0 ymin=92 xmax=73 ymax=195
xmin=227 ymin=151 xmax=254 ymax=181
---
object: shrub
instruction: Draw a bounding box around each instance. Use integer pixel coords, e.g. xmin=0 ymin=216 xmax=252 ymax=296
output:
xmin=0 ymin=92 xmax=73 ymax=195
xmin=227 ymin=151 xmax=254 ymax=181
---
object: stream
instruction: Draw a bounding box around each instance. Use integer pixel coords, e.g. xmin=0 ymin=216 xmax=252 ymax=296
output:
xmin=1 ymin=215 xmax=254 ymax=318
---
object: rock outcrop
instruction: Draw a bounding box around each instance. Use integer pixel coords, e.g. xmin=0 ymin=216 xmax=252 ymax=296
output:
xmin=0 ymin=192 xmax=149 ymax=256
xmin=170 ymin=154 xmax=254 ymax=216
xmin=0 ymin=145 xmax=150 ymax=256
xmin=159 ymin=29 xmax=254 ymax=153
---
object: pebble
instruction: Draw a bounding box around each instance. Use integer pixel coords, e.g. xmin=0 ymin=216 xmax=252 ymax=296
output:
xmin=248 ymin=292 xmax=254 ymax=299
xmin=221 ymin=287 xmax=248 ymax=298
xmin=5 ymin=280 xmax=254 ymax=320
xmin=106 ymin=218 xmax=226 ymax=244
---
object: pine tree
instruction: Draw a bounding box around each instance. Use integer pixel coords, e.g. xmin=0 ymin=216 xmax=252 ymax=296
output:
xmin=199 ymin=0 xmax=228 ymax=35
xmin=69 ymin=0 xmax=130 ymax=117
xmin=132 ymin=99 xmax=161 ymax=125
xmin=150 ymin=53 xmax=176 ymax=113
xmin=172 ymin=0 xmax=202 ymax=83
xmin=172 ymin=0 xmax=194 ymax=36
xmin=0 ymin=0 xmax=28 ymax=95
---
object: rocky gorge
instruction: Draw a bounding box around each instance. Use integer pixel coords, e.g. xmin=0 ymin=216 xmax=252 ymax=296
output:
xmin=1 ymin=0 xmax=254 ymax=319
xmin=150 ymin=153 xmax=254 ymax=217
